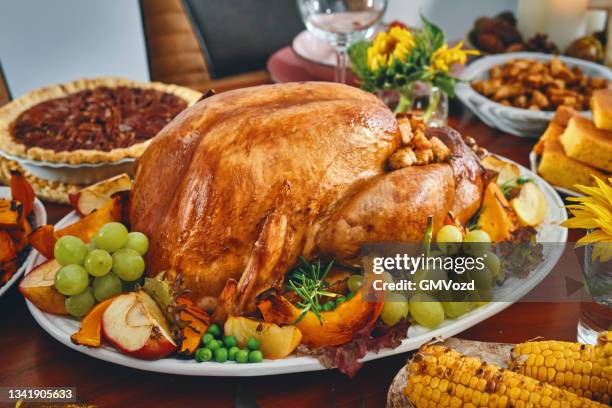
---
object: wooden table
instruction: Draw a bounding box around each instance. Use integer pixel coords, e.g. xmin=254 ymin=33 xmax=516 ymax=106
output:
xmin=0 ymin=87 xmax=583 ymax=408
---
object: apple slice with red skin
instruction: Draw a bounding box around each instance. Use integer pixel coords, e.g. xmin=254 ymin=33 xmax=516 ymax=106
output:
xmin=69 ymin=173 xmax=132 ymax=217
xmin=19 ymin=259 xmax=67 ymax=315
xmin=102 ymin=291 xmax=176 ymax=360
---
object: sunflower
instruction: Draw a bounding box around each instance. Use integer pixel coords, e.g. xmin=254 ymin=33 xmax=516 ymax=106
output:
xmin=367 ymin=26 xmax=415 ymax=71
xmin=562 ymin=176 xmax=612 ymax=262
xmin=429 ymin=41 xmax=479 ymax=74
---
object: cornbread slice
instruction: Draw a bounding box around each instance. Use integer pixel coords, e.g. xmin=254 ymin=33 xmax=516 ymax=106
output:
xmin=560 ymin=115 xmax=612 ymax=172
xmin=533 ymin=106 xmax=579 ymax=154
xmin=538 ymin=122 xmax=607 ymax=190
xmin=592 ymin=88 xmax=612 ymax=131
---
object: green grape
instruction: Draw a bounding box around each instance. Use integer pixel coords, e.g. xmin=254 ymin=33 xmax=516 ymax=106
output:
xmin=87 ymin=242 xmax=96 ymax=252
xmin=84 ymin=249 xmax=112 ymax=277
xmin=93 ymin=222 xmax=129 ymax=253
xmin=409 ymin=293 xmax=445 ymax=328
xmin=112 ymin=248 xmax=145 ymax=281
xmin=412 ymin=268 xmax=447 ymax=294
xmin=125 ymin=232 xmax=149 ymax=255
xmin=441 ymin=301 xmax=470 ymax=319
xmin=54 ymin=264 xmax=89 ymax=295
xmin=347 ymin=275 xmax=362 ymax=293
xmin=92 ymin=272 xmax=122 ymax=301
xmin=469 ymin=268 xmax=493 ymax=290
xmin=65 ymin=288 xmax=96 ymax=317
xmin=482 ymin=251 xmax=502 ymax=282
xmin=462 ymin=230 xmax=492 ymax=256
xmin=436 ymin=225 xmax=463 ymax=255
xmin=54 ymin=236 xmax=88 ymax=266
xmin=381 ymin=293 xmax=409 ymax=326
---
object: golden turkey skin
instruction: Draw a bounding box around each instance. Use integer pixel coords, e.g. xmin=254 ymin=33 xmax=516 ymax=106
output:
xmin=129 ymin=82 xmax=484 ymax=313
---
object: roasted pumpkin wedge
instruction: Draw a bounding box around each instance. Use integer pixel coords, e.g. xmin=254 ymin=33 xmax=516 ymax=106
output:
xmin=71 ymin=297 xmax=116 ymax=347
xmin=477 ymin=182 xmax=518 ymax=242
xmin=10 ymin=171 xmax=35 ymax=217
xmin=0 ymin=231 xmax=16 ymax=263
xmin=0 ymin=200 xmax=23 ymax=229
xmin=176 ymin=296 xmax=211 ymax=356
xmin=257 ymin=289 xmax=383 ymax=347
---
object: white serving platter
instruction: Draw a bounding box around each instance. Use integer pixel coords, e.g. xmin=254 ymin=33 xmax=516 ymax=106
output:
xmin=23 ymin=158 xmax=567 ymax=376
xmin=0 ymin=187 xmax=47 ymax=298
xmin=455 ymin=52 xmax=612 ymax=138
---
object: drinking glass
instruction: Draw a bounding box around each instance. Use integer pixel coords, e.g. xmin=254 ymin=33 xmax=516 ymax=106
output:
xmin=297 ymin=0 xmax=387 ymax=83
xmin=577 ymin=242 xmax=612 ymax=344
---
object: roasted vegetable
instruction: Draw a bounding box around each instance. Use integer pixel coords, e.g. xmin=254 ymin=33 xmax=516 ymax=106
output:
xmin=224 ymin=316 xmax=302 ymax=359
xmin=10 ymin=170 xmax=35 ymax=217
xmin=405 ymin=344 xmax=607 ymax=408
xmin=0 ymin=231 xmax=16 ymax=263
xmin=28 ymin=225 xmax=55 ymax=259
xmin=477 ymin=182 xmax=518 ymax=242
xmin=510 ymin=339 xmax=612 ymax=403
xmin=258 ymin=289 xmax=383 ymax=347
xmin=176 ymin=296 xmax=211 ymax=356
xmin=70 ymin=297 xmax=115 ymax=347
xmin=0 ymin=199 xmax=22 ymax=229
xmin=510 ymin=182 xmax=548 ymax=227
xmin=9 ymin=217 xmax=32 ymax=252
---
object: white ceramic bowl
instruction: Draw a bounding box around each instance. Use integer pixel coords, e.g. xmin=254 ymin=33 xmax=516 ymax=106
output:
xmin=0 ymin=150 xmax=134 ymax=185
xmin=0 ymin=187 xmax=47 ymax=298
xmin=455 ymin=52 xmax=612 ymax=138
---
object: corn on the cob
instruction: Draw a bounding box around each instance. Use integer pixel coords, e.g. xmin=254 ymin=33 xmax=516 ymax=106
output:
xmin=510 ymin=338 xmax=612 ymax=403
xmin=405 ymin=344 xmax=607 ymax=408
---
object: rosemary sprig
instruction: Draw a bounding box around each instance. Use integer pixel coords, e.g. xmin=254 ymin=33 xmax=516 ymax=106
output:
xmin=500 ymin=176 xmax=532 ymax=199
xmin=286 ymin=257 xmax=336 ymax=325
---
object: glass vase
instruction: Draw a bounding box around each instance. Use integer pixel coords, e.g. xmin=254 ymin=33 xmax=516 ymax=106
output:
xmin=577 ymin=241 xmax=612 ymax=344
xmin=383 ymin=82 xmax=448 ymax=126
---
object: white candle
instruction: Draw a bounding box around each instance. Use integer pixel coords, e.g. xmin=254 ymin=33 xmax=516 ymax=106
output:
xmin=586 ymin=10 xmax=607 ymax=34
xmin=517 ymin=0 xmax=548 ymax=42
xmin=546 ymin=0 xmax=589 ymax=51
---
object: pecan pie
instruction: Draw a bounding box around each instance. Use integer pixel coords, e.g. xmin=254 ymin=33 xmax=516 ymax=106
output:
xmin=0 ymin=78 xmax=201 ymax=164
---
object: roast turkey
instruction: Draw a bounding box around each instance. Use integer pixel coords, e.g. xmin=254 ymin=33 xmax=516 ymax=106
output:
xmin=129 ymin=82 xmax=484 ymax=315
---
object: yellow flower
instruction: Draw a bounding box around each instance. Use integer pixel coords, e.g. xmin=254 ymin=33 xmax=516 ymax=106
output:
xmin=562 ymin=176 xmax=612 ymax=263
xmin=367 ymin=27 xmax=415 ymax=71
xmin=429 ymin=41 xmax=479 ymax=74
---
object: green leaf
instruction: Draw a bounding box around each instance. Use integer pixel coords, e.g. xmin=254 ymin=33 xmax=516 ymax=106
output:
xmin=348 ymin=41 xmax=371 ymax=79
xmin=433 ymin=74 xmax=457 ymax=97
xmin=421 ymin=15 xmax=445 ymax=51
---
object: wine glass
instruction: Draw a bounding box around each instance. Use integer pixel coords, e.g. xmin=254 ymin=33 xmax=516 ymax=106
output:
xmin=297 ymin=0 xmax=387 ymax=83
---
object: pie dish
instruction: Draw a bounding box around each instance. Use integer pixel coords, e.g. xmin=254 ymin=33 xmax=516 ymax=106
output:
xmin=0 ymin=77 xmax=202 ymax=165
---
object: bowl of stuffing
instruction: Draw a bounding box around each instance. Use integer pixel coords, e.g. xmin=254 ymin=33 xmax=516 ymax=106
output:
xmin=455 ymin=52 xmax=612 ymax=138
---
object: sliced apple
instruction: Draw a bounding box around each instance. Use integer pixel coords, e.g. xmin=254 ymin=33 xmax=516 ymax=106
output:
xmin=495 ymin=163 xmax=521 ymax=186
xmin=511 ymin=182 xmax=548 ymax=227
xmin=70 ymin=174 xmax=132 ymax=217
xmin=102 ymin=291 xmax=176 ymax=360
xmin=19 ymin=260 xmax=67 ymax=315
xmin=224 ymin=316 xmax=302 ymax=359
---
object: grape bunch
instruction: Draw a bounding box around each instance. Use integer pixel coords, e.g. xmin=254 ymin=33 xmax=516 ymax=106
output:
xmin=53 ymin=222 xmax=149 ymax=317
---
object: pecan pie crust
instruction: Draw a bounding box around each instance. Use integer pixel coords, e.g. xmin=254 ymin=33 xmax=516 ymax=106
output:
xmin=0 ymin=77 xmax=202 ymax=164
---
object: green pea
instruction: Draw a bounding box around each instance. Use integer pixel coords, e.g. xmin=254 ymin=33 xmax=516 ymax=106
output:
xmin=228 ymin=346 xmax=240 ymax=361
xmin=236 ymin=349 xmax=249 ymax=364
xmin=201 ymin=333 xmax=214 ymax=345
xmin=195 ymin=347 xmax=212 ymax=362
xmin=223 ymin=335 xmax=237 ymax=348
xmin=246 ymin=337 xmax=260 ymax=351
xmin=248 ymin=350 xmax=263 ymax=363
xmin=214 ymin=347 xmax=228 ymax=363
xmin=207 ymin=323 xmax=221 ymax=338
xmin=322 ymin=301 xmax=335 ymax=311
xmin=335 ymin=296 xmax=347 ymax=305
xmin=207 ymin=339 xmax=221 ymax=351
xmin=346 ymin=291 xmax=356 ymax=300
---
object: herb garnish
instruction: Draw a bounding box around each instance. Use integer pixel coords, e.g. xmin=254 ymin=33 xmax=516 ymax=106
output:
xmin=500 ymin=176 xmax=532 ymax=199
xmin=286 ymin=257 xmax=337 ymax=325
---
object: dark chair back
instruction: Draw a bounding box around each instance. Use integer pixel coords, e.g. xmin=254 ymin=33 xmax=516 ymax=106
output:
xmin=183 ymin=0 xmax=304 ymax=78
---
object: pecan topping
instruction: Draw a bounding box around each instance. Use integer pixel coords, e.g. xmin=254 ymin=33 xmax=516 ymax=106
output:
xmin=12 ymin=86 xmax=187 ymax=152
